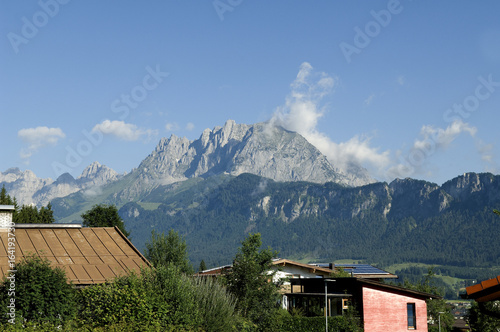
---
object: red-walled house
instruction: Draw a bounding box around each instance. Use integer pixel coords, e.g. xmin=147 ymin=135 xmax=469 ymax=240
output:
xmin=287 ymin=277 xmax=436 ymax=332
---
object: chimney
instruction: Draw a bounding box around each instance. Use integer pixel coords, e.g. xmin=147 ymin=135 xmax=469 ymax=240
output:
xmin=0 ymin=205 xmax=15 ymax=232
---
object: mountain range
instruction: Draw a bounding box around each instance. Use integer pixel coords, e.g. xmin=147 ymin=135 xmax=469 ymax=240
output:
xmin=2 ymin=120 xmax=500 ymax=284
xmin=2 ymin=120 xmax=372 ymax=208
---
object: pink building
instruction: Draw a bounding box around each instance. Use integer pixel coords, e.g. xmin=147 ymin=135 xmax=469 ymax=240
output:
xmin=287 ymin=277 xmax=435 ymax=331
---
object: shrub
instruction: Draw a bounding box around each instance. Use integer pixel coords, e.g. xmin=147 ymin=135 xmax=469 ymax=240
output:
xmin=191 ymin=276 xmax=238 ymax=332
xmin=0 ymin=254 xmax=76 ymax=326
xmin=140 ymin=265 xmax=201 ymax=328
xmin=77 ymin=272 xmax=154 ymax=328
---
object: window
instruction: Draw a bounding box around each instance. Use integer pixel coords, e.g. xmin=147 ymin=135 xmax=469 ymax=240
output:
xmin=407 ymin=303 xmax=416 ymax=329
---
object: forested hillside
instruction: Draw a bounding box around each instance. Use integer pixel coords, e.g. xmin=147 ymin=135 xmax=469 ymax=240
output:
xmin=117 ymin=172 xmax=500 ymax=277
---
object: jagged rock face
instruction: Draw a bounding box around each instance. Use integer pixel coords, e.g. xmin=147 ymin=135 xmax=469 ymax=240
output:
xmin=0 ymin=168 xmax=53 ymax=206
xmin=77 ymin=161 xmax=122 ymax=187
xmin=441 ymin=172 xmax=500 ymax=205
xmin=136 ymin=120 xmax=371 ymax=187
xmin=0 ymin=162 xmax=123 ymax=207
xmin=388 ymin=177 xmax=449 ymax=218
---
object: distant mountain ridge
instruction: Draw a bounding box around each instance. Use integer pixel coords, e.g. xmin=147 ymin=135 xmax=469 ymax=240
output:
xmin=1 ymin=120 xmax=373 ymax=207
xmin=0 ymin=162 xmax=122 ymax=206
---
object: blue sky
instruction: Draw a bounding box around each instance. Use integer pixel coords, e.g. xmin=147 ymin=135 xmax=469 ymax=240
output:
xmin=1 ymin=1 xmax=499 ymax=185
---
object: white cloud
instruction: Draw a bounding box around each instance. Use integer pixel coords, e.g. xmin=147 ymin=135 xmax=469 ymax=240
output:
xmin=397 ymin=76 xmax=405 ymax=86
xmin=92 ymin=120 xmax=156 ymax=141
xmin=185 ymin=122 xmax=195 ymax=131
xmin=18 ymin=126 xmax=65 ymax=160
xmin=270 ymin=63 xmax=493 ymax=182
xmin=386 ymin=120 xmax=481 ymax=179
xmin=270 ymin=62 xmax=392 ymax=178
xmin=165 ymin=122 xmax=179 ymax=131
xmin=413 ymin=120 xmax=476 ymax=152
xmin=364 ymin=93 xmax=375 ymax=106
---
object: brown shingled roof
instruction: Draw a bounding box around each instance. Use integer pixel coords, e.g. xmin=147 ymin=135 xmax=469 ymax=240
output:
xmin=0 ymin=225 xmax=151 ymax=286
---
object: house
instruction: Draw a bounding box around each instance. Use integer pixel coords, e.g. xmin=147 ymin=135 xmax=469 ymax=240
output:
xmin=0 ymin=222 xmax=151 ymax=286
xmin=286 ymin=277 xmax=436 ymax=332
xmin=196 ymin=258 xmax=396 ymax=281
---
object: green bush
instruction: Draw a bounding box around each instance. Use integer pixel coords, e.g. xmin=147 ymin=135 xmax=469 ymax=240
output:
xmin=277 ymin=315 xmax=363 ymax=332
xmin=191 ymin=276 xmax=238 ymax=332
xmin=77 ymin=272 xmax=154 ymax=328
xmin=77 ymin=266 xmax=206 ymax=330
xmin=141 ymin=265 xmax=201 ymax=328
xmin=0 ymin=254 xmax=76 ymax=326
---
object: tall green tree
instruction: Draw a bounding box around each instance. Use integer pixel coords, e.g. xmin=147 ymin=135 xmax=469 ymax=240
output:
xmin=81 ymin=204 xmax=130 ymax=237
xmin=403 ymin=268 xmax=454 ymax=331
xmin=38 ymin=202 xmax=55 ymax=223
xmin=199 ymin=259 xmax=207 ymax=272
xmin=223 ymin=233 xmax=281 ymax=327
xmin=467 ymin=301 xmax=500 ymax=331
xmin=0 ymin=185 xmax=18 ymax=222
xmin=15 ymin=203 xmax=55 ymax=224
xmin=144 ymin=229 xmax=193 ymax=274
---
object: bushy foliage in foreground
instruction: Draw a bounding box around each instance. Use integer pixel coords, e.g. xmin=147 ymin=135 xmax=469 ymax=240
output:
xmin=0 ymin=255 xmax=76 ymax=326
xmin=0 ymin=259 xmax=238 ymax=331
xmin=77 ymin=265 xmax=238 ymax=331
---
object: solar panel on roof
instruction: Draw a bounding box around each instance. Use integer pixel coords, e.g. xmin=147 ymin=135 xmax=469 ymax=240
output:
xmin=313 ymin=263 xmax=390 ymax=275
xmin=335 ymin=264 xmax=388 ymax=274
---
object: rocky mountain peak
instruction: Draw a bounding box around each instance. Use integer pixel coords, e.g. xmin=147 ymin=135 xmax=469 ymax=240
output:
xmin=76 ymin=162 xmax=122 ymax=187
xmin=56 ymin=173 xmax=76 ymax=185
xmin=441 ymin=172 xmax=499 ymax=201
xmin=136 ymin=120 xmax=369 ymax=188
xmin=78 ymin=161 xmax=103 ymax=179
xmin=389 ymin=178 xmax=440 ymax=198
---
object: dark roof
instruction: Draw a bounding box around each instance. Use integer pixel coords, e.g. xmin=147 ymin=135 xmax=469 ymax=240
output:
xmin=357 ymin=278 xmax=439 ymax=300
xmin=289 ymin=277 xmax=438 ymax=300
xmin=0 ymin=225 xmax=151 ymax=286
xmin=312 ymin=263 xmax=398 ymax=278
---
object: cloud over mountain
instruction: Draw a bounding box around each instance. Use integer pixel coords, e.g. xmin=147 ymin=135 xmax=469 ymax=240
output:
xmin=92 ymin=120 xmax=157 ymax=141
xmin=270 ymin=62 xmax=391 ymax=179
xmin=18 ymin=126 xmax=66 ymax=161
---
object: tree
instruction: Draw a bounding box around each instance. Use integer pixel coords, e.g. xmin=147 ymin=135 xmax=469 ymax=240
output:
xmin=15 ymin=203 xmax=55 ymax=224
xmin=0 ymin=186 xmax=15 ymax=206
xmin=0 ymin=254 xmax=76 ymax=325
xmin=330 ymin=266 xmax=351 ymax=278
xmin=144 ymin=229 xmax=193 ymax=274
xmin=81 ymin=204 xmax=130 ymax=237
xmin=403 ymin=268 xmax=454 ymax=331
xmin=199 ymin=259 xmax=207 ymax=272
xmin=38 ymin=202 xmax=55 ymax=223
xmin=467 ymin=301 xmax=500 ymax=331
xmin=223 ymin=233 xmax=281 ymax=327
